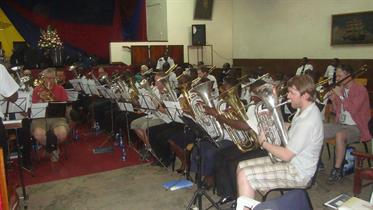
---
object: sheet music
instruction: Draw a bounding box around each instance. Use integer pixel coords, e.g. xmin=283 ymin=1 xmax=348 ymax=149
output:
xmin=87 ymin=79 xmax=100 ymax=96
xmin=80 ymin=78 xmax=91 ymax=95
xmin=163 ymin=100 xmax=183 ymax=122
xmin=66 ymin=89 xmax=79 ymax=101
xmin=245 ymin=104 xmax=259 ymax=134
xmin=0 ymin=91 xmax=30 ymax=114
xmin=139 ymin=94 xmax=156 ymax=110
xmin=124 ymin=103 xmax=134 ymax=112
xmin=31 ymin=103 xmax=48 ymax=119
xmin=105 ymin=88 xmax=117 ymax=100
xmin=97 ymin=86 xmax=109 ymax=98
xmin=117 ymin=102 xmax=126 ymax=111
xmin=69 ymin=79 xmax=82 ymax=91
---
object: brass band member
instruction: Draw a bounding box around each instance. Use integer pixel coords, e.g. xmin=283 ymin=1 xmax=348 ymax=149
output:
xmin=236 ymin=75 xmax=323 ymax=202
xmin=130 ymin=72 xmax=172 ymax=152
xmin=31 ymin=68 xmax=69 ymax=162
xmin=325 ymin=64 xmax=371 ymax=183
xmin=196 ymin=66 xmax=219 ymax=97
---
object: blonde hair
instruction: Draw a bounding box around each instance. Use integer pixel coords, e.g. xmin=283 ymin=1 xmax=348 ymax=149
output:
xmin=42 ymin=68 xmax=56 ymax=77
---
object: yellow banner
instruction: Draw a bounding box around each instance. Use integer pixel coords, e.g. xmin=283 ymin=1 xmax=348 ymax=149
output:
xmin=0 ymin=8 xmax=24 ymax=58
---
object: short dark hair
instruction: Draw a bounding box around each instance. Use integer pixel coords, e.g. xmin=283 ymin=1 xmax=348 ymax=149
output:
xmin=337 ymin=64 xmax=354 ymax=75
xmin=199 ymin=67 xmax=209 ymax=73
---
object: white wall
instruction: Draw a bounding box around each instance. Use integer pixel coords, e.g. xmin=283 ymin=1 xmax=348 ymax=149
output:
xmin=233 ymin=0 xmax=373 ymax=59
xmin=147 ymin=0 xmax=168 ymax=41
xmin=110 ymin=0 xmax=233 ymax=67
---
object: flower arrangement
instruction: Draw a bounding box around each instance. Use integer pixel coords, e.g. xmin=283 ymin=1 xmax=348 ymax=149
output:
xmin=38 ymin=25 xmax=63 ymax=49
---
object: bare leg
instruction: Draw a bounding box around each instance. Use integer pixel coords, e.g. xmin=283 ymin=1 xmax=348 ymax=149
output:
xmin=334 ymin=131 xmax=347 ymax=168
xmin=237 ymin=166 xmax=256 ymax=199
xmin=32 ymin=128 xmax=47 ymax=146
xmin=133 ymin=128 xmax=150 ymax=147
xmin=53 ymin=125 xmax=69 ymax=144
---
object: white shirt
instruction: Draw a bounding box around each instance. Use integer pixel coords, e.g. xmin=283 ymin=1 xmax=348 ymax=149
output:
xmin=287 ymin=103 xmax=323 ymax=180
xmin=0 ymin=64 xmax=20 ymax=118
xmin=339 ymin=89 xmax=356 ymax=125
xmin=295 ymin=64 xmax=313 ymax=75
xmin=156 ymin=56 xmax=175 ymax=70
xmin=207 ymin=74 xmax=219 ymax=97
xmin=168 ymin=72 xmax=178 ymax=90
xmin=324 ymin=65 xmax=336 ymax=84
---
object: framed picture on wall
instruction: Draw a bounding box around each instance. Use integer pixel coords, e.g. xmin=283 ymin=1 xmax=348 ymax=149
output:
xmin=194 ymin=0 xmax=214 ymax=20
xmin=331 ymin=11 xmax=373 ymax=45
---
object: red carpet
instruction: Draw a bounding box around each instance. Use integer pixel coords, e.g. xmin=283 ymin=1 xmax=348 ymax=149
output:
xmin=14 ymin=128 xmax=146 ymax=186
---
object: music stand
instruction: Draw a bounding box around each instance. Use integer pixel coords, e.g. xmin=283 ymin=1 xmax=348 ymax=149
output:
xmin=137 ymin=93 xmax=170 ymax=168
xmin=0 ymin=94 xmax=32 ymax=207
xmin=181 ymin=116 xmax=222 ymax=210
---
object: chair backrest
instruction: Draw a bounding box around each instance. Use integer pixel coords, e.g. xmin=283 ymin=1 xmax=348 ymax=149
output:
xmin=254 ymin=190 xmax=312 ymax=210
xmin=354 ymin=78 xmax=367 ymax=86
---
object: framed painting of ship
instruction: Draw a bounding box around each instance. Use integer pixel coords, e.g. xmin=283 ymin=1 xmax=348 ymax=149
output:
xmin=331 ymin=11 xmax=373 ymax=45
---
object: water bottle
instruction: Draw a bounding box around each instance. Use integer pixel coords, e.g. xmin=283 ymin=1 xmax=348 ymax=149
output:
xmin=95 ymin=121 xmax=100 ymax=135
xmin=114 ymin=132 xmax=120 ymax=146
xmin=73 ymin=129 xmax=80 ymax=141
xmin=119 ymin=133 xmax=126 ymax=161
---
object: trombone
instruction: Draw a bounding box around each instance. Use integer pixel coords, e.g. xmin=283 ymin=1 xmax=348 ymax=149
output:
xmin=316 ymin=64 xmax=368 ymax=101
xmin=191 ymin=65 xmax=216 ymax=86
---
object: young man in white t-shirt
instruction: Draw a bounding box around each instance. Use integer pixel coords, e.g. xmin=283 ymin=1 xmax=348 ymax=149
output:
xmin=236 ymin=75 xmax=323 ymax=202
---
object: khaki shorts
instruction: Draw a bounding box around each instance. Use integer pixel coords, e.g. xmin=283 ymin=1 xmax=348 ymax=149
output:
xmin=31 ymin=118 xmax=69 ymax=133
xmin=238 ymin=156 xmax=309 ymax=192
xmin=130 ymin=116 xmax=165 ymax=129
xmin=324 ymin=123 xmax=360 ymax=144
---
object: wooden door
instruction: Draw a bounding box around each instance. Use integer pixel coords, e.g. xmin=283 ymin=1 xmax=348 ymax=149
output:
xmin=167 ymin=45 xmax=184 ymax=65
xmin=150 ymin=45 xmax=167 ymax=69
xmin=131 ymin=46 xmax=149 ymax=67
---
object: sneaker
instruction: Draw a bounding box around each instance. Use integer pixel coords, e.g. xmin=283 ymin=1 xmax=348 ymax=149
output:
xmin=328 ymin=167 xmax=343 ymax=184
xmin=50 ymin=149 xmax=60 ymax=162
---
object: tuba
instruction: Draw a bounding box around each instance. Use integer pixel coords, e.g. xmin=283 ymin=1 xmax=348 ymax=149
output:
xmin=252 ymin=83 xmax=289 ymax=163
xmin=217 ymin=86 xmax=259 ymax=152
xmin=156 ymin=64 xmax=178 ymax=101
xmin=190 ymin=81 xmax=224 ymax=141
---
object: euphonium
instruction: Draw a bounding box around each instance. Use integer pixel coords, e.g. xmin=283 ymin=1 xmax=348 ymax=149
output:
xmin=34 ymin=73 xmax=54 ymax=101
xmin=218 ymin=86 xmax=259 ymax=152
xmin=68 ymin=65 xmax=82 ymax=79
xmin=252 ymin=83 xmax=289 ymax=163
xmin=126 ymin=76 xmax=140 ymax=101
xmin=190 ymin=81 xmax=224 ymax=141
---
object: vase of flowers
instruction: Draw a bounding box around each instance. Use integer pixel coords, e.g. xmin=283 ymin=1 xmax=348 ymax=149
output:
xmin=38 ymin=25 xmax=64 ymax=66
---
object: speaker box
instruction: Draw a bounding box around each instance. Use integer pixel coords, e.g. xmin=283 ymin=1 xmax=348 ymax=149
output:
xmin=192 ymin=24 xmax=206 ymax=46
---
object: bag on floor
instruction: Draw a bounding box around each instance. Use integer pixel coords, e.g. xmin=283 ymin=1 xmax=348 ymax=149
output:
xmin=343 ymin=146 xmax=355 ymax=175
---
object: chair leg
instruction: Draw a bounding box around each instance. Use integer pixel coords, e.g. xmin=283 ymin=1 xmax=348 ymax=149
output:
xmin=362 ymin=142 xmax=371 ymax=167
xmin=171 ymin=152 xmax=176 ymax=171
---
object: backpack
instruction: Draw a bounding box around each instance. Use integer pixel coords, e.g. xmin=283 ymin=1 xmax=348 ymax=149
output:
xmin=343 ymin=146 xmax=355 ymax=175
